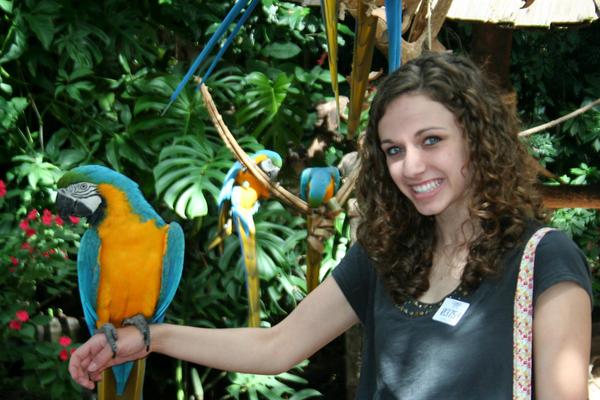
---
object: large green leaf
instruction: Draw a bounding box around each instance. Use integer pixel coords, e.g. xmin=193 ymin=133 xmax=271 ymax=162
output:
xmin=154 ymin=135 xmax=232 ymax=219
xmin=261 ymin=42 xmax=301 ymax=60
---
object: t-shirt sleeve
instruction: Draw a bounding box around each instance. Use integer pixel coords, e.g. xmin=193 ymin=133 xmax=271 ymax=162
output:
xmin=533 ymin=229 xmax=593 ymax=304
xmin=332 ymin=243 xmax=375 ymax=323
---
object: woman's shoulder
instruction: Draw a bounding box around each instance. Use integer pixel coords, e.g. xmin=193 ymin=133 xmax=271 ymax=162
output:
xmin=525 ymin=222 xmax=593 ymax=301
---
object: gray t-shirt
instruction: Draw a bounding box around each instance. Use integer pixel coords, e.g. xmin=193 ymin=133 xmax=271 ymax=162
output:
xmin=332 ymin=225 xmax=592 ymax=399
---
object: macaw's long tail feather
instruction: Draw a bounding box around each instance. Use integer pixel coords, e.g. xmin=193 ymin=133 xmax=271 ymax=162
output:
xmin=165 ymin=0 xmax=253 ymax=111
xmin=199 ymin=0 xmax=261 ymax=88
xmin=238 ymin=219 xmax=260 ymax=327
xmin=385 ymin=0 xmax=403 ymax=72
xmin=348 ymin=0 xmax=378 ymax=138
xmin=98 ymin=359 xmax=145 ymax=400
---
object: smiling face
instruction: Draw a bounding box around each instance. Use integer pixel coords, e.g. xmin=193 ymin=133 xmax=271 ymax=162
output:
xmin=378 ymin=93 xmax=471 ymax=222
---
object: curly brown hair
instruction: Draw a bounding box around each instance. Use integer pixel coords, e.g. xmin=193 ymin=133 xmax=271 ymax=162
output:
xmin=356 ymin=51 xmax=546 ymax=304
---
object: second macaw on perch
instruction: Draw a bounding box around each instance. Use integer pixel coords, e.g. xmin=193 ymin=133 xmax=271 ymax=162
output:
xmin=208 ymin=150 xmax=282 ymax=327
xmin=300 ymin=166 xmax=340 ymax=292
xmin=55 ymin=165 xmax=184 ymax=400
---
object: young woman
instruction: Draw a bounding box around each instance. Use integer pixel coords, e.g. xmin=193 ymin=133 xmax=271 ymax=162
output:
xmin=69 ymin=52 xmax=592 ymax=399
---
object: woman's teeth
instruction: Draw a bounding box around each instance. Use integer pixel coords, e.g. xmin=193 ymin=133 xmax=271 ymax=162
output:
xmin=412 ymin=179 xmax=442 ymax=193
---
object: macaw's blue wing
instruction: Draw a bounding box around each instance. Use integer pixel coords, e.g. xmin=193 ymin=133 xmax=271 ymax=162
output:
xmin=77 ymin=229 xmax=101 ymax=335
xmin=385 ymin=0 xmax=403 ymax=72
xmin=152 ymin=222 xmax=185 ymax=324
xmin=300 ymin=167 xmax=341 ymax=208
xmin=218 ymin=161 xmax=243 ymax=206
xmin=208 ymin=161 xmax=242 ymax=251
xmin=166 ymin=0 xmax=257 ymax=111
xmin=347 ymin=0 xmax=378 ymax=138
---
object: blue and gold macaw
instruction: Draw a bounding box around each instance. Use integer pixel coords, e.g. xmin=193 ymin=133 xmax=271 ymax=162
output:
xmin=208 ymin=150 xmax=282 ymax=327
xmin=55 ymin=165 xmax=184 ymax=400
xmin=165 ymin=0 xmax=340 ymax=118
xmin=299 ymin=166 xmax=340 ymax=292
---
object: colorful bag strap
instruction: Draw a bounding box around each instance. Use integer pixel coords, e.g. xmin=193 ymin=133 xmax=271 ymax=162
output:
xmin=513 ymin=227 xmax=556 ymax=400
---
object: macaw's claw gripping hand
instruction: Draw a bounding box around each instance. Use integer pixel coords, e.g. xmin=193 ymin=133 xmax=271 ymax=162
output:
xmin=96 ymin=323 xmax=119 ymax=359
xmin=122 ymin=314 xmax=151 ymax=352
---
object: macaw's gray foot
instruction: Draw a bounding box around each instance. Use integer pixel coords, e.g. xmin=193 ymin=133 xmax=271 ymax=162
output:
xmin=96 ymin=323 xmax=118 ymax=358
xmin=122 ymin=314 xmax=151 ymax=352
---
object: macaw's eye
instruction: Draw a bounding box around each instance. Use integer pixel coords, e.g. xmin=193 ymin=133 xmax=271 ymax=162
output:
xmin=79 ymin=183 xmax=89 ymax=190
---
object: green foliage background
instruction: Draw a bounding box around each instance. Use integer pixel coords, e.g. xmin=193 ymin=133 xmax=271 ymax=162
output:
xmin=0 ymin=0 xmax=598 ymax=398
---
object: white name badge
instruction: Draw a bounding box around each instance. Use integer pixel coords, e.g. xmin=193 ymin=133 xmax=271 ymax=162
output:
xmin=432 ymin=298 xmax=470 ymax=326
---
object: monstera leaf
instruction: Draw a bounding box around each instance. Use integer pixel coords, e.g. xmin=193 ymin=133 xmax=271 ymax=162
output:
xmin=153 ymin=135 xmax=232 ymax=219
xmin=235 ymin=71 xmax=305 ymax=154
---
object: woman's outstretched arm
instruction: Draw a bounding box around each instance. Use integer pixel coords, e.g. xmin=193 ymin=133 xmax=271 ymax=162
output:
xmin=69 ymin=276 xmax=359 ymax=390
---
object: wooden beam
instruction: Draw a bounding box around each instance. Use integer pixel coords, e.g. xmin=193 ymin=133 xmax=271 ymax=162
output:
xmin=540 ymin=184 xmax=600 ymax=209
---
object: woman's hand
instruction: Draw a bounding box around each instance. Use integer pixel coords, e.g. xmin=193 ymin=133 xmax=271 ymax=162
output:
xmin=68 ymin=325 xmax=150 ymax=390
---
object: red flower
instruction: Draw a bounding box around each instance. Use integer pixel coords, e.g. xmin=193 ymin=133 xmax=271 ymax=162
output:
xmin=10 ymin=256 xmax=18 ymax=266
xmin=58 ymin=348 xmax=69 ymax=361
xmin=0 ymin=179 xmax=6 ymax=197
xmin=15 ymin=310 xmax=29 ymax=322
xmin=20 ymin=243 xmax=34 ymax=253
xmin=54 ymin=215 xmax=64 ymax=226
xmin=42 ymin=209 xmax=53 ymax=226
xmin=19 ymin=219 xmax=36 ymax=236
xmin=8 ymin=320 xmax=22 ymax=330
xmin=19 ymin=219 xmax=30 ymax=231
xmin=69 ymin=216 xmax=80 ymax=224
xmin=27 ymin=209 xmax=39 ymax=220
xmin=59 ymin=336 xmax=72 ymax=347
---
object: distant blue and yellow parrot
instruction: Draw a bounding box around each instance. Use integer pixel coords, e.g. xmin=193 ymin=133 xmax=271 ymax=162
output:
xmin=165 ymin=0 xmax=340 ymax=117
xmin=208 ymin=150 xmax=282 ymax=327
xmin=299 ymin=166 xmax=340 ymax=292
xmin=55 ymin=165 xmax=184 ymax=400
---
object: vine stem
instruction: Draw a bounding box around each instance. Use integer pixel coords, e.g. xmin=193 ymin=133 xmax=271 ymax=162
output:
xmin=519 ymin=97 xmax=600 ymax=137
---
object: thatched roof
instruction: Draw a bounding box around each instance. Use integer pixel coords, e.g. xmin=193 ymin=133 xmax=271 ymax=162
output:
xmin=442 ymin=0 xmax=599 ymax=28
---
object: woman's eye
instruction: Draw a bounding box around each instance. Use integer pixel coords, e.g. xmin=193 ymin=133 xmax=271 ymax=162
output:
xmin=424 ymin=136 xmax=441 ymax=146
xmin=385 ymin=146 xmax=404 ymax=157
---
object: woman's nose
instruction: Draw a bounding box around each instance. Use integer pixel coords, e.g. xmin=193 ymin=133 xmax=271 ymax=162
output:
xmin=402 ymin=149 xmax=426 ymax=178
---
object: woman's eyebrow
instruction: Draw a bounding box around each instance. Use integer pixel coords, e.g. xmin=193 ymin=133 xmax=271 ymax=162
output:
xmin=380 ymin=127 xmax=446 ymax=145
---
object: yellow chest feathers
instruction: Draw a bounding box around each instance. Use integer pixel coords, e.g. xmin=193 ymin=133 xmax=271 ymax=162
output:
xmin=94 ymin=185 xmax=168 ymax=327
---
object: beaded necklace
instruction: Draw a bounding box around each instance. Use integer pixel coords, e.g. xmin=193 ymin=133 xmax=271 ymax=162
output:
xmin=396 ymin=282 xmax=472 ymax=317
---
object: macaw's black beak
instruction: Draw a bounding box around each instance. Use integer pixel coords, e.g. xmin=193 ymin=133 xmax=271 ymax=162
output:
xmin=56 ymin=190 xmax=95 ymax=220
